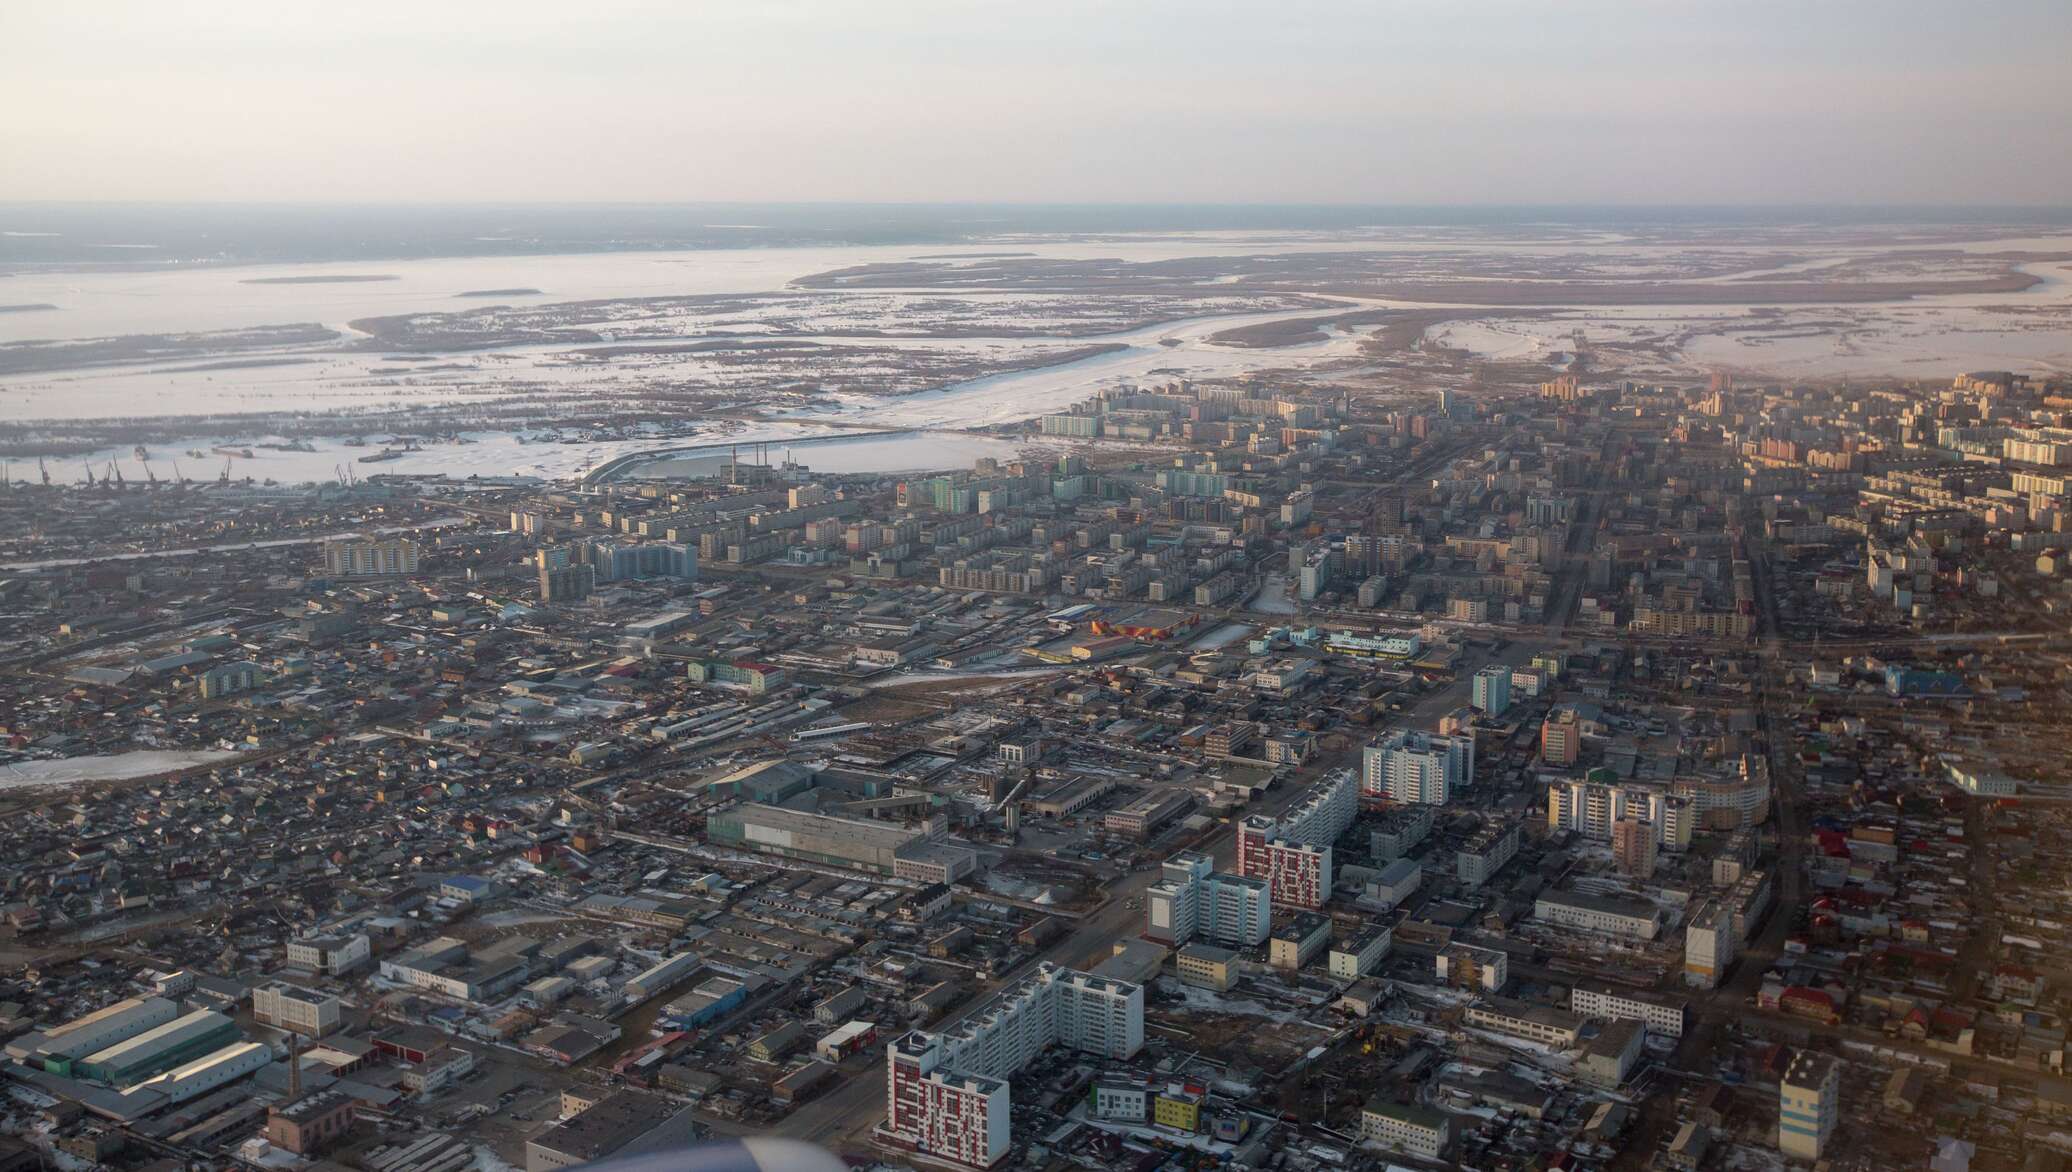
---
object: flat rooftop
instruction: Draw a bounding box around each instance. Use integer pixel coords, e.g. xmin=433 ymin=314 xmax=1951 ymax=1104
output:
xmin=531 ymin=1090 xmax=682 ymax=1162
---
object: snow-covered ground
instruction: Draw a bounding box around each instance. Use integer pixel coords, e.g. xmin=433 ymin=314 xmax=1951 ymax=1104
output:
xmin=1249 ymin=574 xmax=1297 ymax=615
xmin=1156 ymin=977 xmax=1308 ymax=1023
xmin=1427 ymin=258 xmax=2072 ymax=379
xmin=0 ymin=748 xmax=239 ymax=789
xmin=1189 ymin=622 xmax=1255 ymax=650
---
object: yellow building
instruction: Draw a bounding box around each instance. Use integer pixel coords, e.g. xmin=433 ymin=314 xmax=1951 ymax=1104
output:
xmin=1153 ymin=1086 xmax=1203 ymax=1133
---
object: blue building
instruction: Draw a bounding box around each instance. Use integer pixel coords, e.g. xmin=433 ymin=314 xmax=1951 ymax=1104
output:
xmin=658 ymin=975 xmax=750 ymax=1029
xmin=1884 ymin=666 xmax=1967 ymax=699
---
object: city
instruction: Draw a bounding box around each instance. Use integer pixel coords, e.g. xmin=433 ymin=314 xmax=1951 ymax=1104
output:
xmin=1 ymin=363 xmax=2070 ymax=1172
xmin=6 ymin=2 xmax=2072 ymax=1171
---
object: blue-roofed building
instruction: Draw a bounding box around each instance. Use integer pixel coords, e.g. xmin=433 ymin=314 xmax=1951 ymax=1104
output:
xmin=1885 ymin=666 xmax=1968 ymax=699
xmin=658 ymin=976 xmax=751 ymax=1030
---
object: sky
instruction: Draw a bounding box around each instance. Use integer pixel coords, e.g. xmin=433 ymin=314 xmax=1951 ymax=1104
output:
xmin=4 ymin=0 xmax=2070 ymax=206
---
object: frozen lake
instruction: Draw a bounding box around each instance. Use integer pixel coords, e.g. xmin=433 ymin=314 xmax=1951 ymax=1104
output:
xmin=0 ymin=748 xmax=240 ymax=789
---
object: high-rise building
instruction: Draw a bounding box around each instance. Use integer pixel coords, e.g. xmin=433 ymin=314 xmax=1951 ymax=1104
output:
xmin=1471 ymin=665 xmax=1511 ymax=716
xmin=880 ymin=964 xmax=1142 ymax=1168
xmin=1540 ymin=710 xmax=1582 ymax=765
xmin=1778 ymin=1051 xmax=1840 ymax=1159
xmin=1546 ymin=778 xmax=1692 ymax=852
xmin=323 ymin=538 xmax=421 ymax=577
xmin=587 ymin=539 xmax=697 ymax=583
xmin=1613 ymin=816 xmax=1658 ymax=879
xmin=1146 ymin=852 xmax=1271 ymax=948
xmin=536 ymin=546 xmax=596 ymax=602
xmin=1235 ymin=768 xmax=1357 ymax=909
xmin=1362 ymin=730 xmax=1474 ymax=806
xmin=1670 ymin=754 xmax=1774 ymax=830
xmin=1684 ymin=900 xmax=1737 ymax=989
xmin=538 ymin=563 xmax=595 ymax=603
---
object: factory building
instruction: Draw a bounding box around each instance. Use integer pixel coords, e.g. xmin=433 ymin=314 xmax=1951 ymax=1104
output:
xmin=705 ymin=803 xmax=976 ymax=882
xmin=5 ymin=997 xmax=179 ymax=1077
xmin=75 ymin=1010 xmax=240 ymax=1086
xmin=119 ymin=1042 xmax=271 ymax=1110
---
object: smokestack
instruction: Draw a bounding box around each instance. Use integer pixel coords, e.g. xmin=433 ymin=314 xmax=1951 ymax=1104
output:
xmin=287 ymin=1030 xmax=302 ymax=1098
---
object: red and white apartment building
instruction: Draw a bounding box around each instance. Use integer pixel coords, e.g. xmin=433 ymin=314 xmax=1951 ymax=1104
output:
xmin=879 ymin=963 xmax=1143 ymax=1168
xmin=1234 ymin=767 xmax=1357 ymax=910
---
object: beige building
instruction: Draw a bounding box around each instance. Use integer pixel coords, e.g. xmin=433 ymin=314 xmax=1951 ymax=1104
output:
xmin=1613 ymin=816 xmax=1658 ymax=879
xmin=1174 ymin=943 xmax=1238 ymax=992
xmin=252 ymin=982 xmax=340 ymax=1038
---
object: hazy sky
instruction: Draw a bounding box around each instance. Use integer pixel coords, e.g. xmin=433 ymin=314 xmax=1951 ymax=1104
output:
xmin=5 ymin=0 xmax=2070 ymax=205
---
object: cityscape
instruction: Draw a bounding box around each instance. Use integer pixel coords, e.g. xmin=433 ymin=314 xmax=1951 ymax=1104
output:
xmin=3 ymin=354 xmax=2071 ymax=1172
xmin=6 ymin=3 xmax=2072 ymax=1172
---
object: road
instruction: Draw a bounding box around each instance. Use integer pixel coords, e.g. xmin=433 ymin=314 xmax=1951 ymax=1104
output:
xmin=1607 ymin=532 xmax=1812 ymax=1169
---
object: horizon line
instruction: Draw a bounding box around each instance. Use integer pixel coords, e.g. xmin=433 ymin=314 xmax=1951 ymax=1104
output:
xmin=5 ymin=198 xmax=2072 ymax=213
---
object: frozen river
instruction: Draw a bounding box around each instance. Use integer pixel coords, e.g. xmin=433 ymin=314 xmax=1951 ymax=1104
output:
xmin=7 ymin=226 xmax=2072 ymax=485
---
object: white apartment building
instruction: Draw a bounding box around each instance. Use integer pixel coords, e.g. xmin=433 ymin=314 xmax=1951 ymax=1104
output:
xmin=1684 ymin=900 xmax=1738 ymax=989
xmin=1671 ymin=756 xmax=1773 ymax=829
xmin=1435 ymin=945 xmax=1507 ymax=992
xmin=1363 ymin=730 xmax=1474 ymax=805
xmin=1328 ymin=925 xmax=1392 ymax=980
xmin=1370 ymin=805 xmax=1433 ymax=861
xmin=1146 ymin=852 xmax=1271 ymax=947
xmin=1361 ymin=1100 xmax=1453 ymax=1161
xmin=322 ymin=538 xmax=421 ymax=577
xmin=2005 ymin=427 xmax=2072 ymax=467
xmin=1570 ymin=982 xmax=1690 ymax=1038
xmin=1546 ymin=777 xmax=1693 ymax=851
xmin=286 ymin=932 xmax=370 ymax=977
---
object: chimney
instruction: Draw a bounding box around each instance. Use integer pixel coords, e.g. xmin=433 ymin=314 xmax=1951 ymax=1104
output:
xmin=287 ymin=1030 xmax=302 ymax=1099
